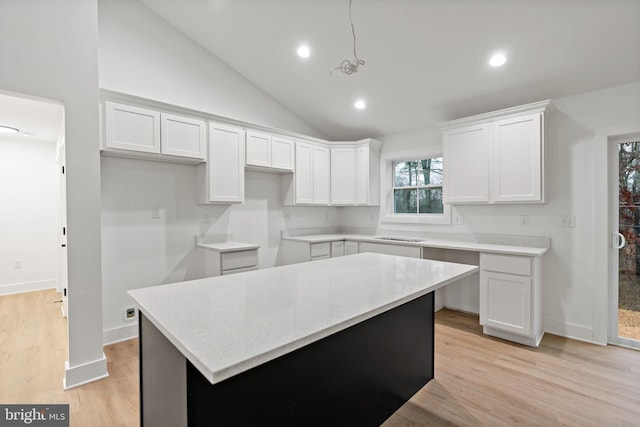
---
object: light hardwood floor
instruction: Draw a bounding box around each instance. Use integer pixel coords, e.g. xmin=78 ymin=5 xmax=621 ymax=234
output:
xmin=2 ymin=289 xmax=640 ymax=426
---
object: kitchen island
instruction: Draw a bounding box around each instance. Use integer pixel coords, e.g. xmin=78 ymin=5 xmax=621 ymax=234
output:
xmin=129 ymin=252 xmax=478 ymax=426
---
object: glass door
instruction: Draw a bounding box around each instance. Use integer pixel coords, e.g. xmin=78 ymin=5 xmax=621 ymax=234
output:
xmin=613 ymin=139 xmax=640 ymax=349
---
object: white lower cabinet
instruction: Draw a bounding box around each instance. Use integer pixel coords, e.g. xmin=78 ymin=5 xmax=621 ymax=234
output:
xmin=479 ymin=253 xmax=543 ymax=347
xmin=345 ymin=241 xmax=359 ymax=255
xmin=357 ymin=242 xmax=421 ymax=258
xmin=331 ymin=241 xmax=345 ymax=257
xmin=197 ymin=247 xmax=259 ymax=277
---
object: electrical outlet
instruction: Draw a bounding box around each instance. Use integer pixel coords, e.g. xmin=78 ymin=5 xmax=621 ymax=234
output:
xmin=560 ymin=215 xmax=576 ymax=228
xmin=152 ymin=208 xmax=161 ymax=219
xmin=454 ymin=216 xmax=464 ymax=225
xmin=13 ymin=260 xmax=22 ymax=269
xmin=520 ymin=215 xmax=529 ymax=226
xmin=123 ymin=307 xmax=137 ymax=322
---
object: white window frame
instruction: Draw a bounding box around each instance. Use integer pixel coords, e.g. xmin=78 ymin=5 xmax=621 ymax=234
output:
xmin=380 ymin=147 xmax=451 ymax=225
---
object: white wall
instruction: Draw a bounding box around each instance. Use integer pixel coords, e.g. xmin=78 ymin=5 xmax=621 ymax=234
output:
xmin=373 ymin=81 xmax=640 ymax=345
xmin=101 ymin=158 xmax=342 ymax=343
xmin=0 ymin=138 xmax=59 ymax=295
xmin=98 ymin=0 xmax=325 ymax=138
xmin=0 ymin=0 xmax=106 ymax=388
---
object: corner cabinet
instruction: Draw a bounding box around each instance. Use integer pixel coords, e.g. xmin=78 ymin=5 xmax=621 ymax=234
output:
xmin=102 ymin=101 xmax=206 ymax=164
xmin=479 ymin=253 xmax=543 ymax=347
xmin=197 ymin=123 xmax=245 ymax=204
xmin=330 ymin=139 xmax=382 ymax=206
xmin=440 ymin=100 xmax=551 ymax=204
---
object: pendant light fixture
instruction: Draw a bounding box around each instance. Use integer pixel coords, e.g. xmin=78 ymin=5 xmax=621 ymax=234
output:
xmin=331 ymin=0 xmax=365 ymax=75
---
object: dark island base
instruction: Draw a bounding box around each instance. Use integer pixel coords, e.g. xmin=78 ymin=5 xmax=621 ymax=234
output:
xmin=186 ymin=292 xmax=434 ymax=426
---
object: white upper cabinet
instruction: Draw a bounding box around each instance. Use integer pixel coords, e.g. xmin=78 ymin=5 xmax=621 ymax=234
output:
xmin=105 ymin=102 xmax=160 ymax=154
xmin=246 ymin=131 xmax=294 ymax=172
xmin=491 ymin=113 xmax=542 ymax=202
xmin=283 ymin=140 xmax=330 ymax=205
xmin=440 ymin=100 xmax=551 ymax=204
xmin=197 ymin=123 xmax=245 ymax=204
xmin=442 ymin=124 xmax=490 ymax=203
xmin=160 ymin=113 xmax=207 ymax=160
xmin=330 ymin=139 xmax=381 ymax=206
xmin=103 ymin=101 xmax=206 ymax=163
xmin=330 ymin=147 xmax=357 ymax=205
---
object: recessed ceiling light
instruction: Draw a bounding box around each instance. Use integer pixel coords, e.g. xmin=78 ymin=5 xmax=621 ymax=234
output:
xmin=297 ymin=45 xmax=310 ymax=58
xmin=354 ymin=99 xmax=366 ymax=110
xmin=0 ymin=125 xmax=19 ymax=134
xmin=489 ymin=53 xmax=507 ymax=67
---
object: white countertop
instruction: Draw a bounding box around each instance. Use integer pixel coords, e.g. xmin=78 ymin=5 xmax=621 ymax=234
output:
xmin=281 ymin=234 xmax=549 ymax=256
xmin=128 ymin=252 xmax=478 ymax=385
xmin=196 ymin=241 xmax=260 ymax=252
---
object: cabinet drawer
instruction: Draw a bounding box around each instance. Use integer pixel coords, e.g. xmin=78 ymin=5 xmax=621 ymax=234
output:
xmin=221 ymin=250 xmax=258 ymax=271
xmin=222 ymin=266 xmax=258 ymax=275
xmin=310 ymin=242 xmax=331 ymax=258
xmin=481 ymin=253 xmax=531 ymax=276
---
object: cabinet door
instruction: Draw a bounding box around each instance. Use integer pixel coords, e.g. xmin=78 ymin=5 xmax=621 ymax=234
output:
xmin=491 ymin=113 xmax=542 ymax=202
xmin=345 ymin=241 xmax=359 ymax=255
xmin=442 ymin=124 xmax=489 ymax=203
xmin=161 ymin=113 xmax=206 ymax=160
xmin=313 ymin=145 xmax=330 ymax=204
xmin=331 ymin=241 xmax=345 ymax=257
xmin=330 ymin=147 xmax=357 ymax=205
xmin=480 ymin=271 xmax=532 ymax=336
xmin=356 ymin=145 xmax=369 ymax=205
xmin=271 ymin=136 xmax=295 ymax=171
xmin=104 ymin=102 xmax=160 ymax=154
xmin=295 ymin=142 xmax=314 ymax=204
xmin=246 ymin=131 xmax=271 ymax=167
xmin=208 ymin=123 xmax=245 ymax=203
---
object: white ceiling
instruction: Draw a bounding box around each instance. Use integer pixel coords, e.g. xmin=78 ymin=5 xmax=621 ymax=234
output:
xmin=138 ymin=0 xmax=640 ymax=140
xmin=0 ymin=93 xmax=63 ymax=143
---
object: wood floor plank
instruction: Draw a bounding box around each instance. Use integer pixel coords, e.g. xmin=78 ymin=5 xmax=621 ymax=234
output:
xmin=1 ymin=291 xmax=640 ymax=426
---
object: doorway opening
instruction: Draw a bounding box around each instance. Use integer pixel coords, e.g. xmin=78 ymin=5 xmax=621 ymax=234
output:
xmin=0 ymin=91 xmax=67 ymax=309
xmin=611 ymin=135 xmax=640 ymax=349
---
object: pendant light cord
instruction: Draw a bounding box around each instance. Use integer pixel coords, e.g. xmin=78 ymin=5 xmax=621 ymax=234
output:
xmin=331 ymin=0 xmax=365 ymax=75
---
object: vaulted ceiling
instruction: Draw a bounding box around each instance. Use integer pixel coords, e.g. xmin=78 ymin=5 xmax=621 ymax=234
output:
xmin=139 ymin=0 xmax=639 ymax=140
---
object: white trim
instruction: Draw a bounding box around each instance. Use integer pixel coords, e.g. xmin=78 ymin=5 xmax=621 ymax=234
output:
xmin=380 ymin=147 xmax=451 ymax=225
xmin=602 ymin=125 xmax=640 ymax=346
xmin=544 ymin=318 xmax=598 ymax=344
xmin=103 ymin=323 xmax=138 ymax=345
xmin=63 ymin=353 xmax=109 ymax=389
xmin=438 ymin=99 xmax=553 ymax=131
xmin=0 ymin=279 xmax=57 ymax=296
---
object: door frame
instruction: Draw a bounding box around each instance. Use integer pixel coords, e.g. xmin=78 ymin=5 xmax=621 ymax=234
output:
xmin=602 ymin=125 xmax=640 ymax=348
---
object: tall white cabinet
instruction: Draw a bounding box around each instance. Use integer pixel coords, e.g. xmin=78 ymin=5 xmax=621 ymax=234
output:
xmin=440 ymin=100 xmax=551 ymax=204
xmin=282 ymin=140 xmax=330 ymax=205
xmin=197 ymin=123 xmax=245 ymax=204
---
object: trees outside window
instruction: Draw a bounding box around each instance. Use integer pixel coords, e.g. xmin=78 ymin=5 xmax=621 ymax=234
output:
xmin=393 ymin=157 xmax=443 ymax=214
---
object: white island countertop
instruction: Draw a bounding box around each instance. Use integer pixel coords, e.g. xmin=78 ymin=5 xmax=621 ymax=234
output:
xmin=128 ymin=252 xmax=478 ymax=385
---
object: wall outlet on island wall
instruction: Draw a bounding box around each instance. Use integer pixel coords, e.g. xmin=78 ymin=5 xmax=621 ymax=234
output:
xmin=453 ymin=216 xmax=464 ymax=225
xmin=123 ymin=307 xmax=137 ymax=322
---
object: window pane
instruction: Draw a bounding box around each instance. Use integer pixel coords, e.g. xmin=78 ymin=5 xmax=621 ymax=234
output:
xmin=394 ymin=161 xmax=420 ymax=186
xmin=394 ymin=188 xmax=417 ymax=213
xmin=418 ymin=188 xmax=443 ymax=214
xmin=420 ymin=157 xmax=443 ymax=186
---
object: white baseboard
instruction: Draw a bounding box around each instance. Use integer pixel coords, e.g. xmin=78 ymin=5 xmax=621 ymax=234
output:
xmin=63 ymin=353 xmax=109 ymax=390
xmin=103 ymin=324 xmax=138 ymax=345
xmin=544 ymin=318 xmax=598 ymax=344
xmin=0 ymin=279 xmax=57 ymax=296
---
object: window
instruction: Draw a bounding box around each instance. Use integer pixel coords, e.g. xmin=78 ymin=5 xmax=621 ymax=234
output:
xmin=392 ymin=158 xmax=443 ymax=214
